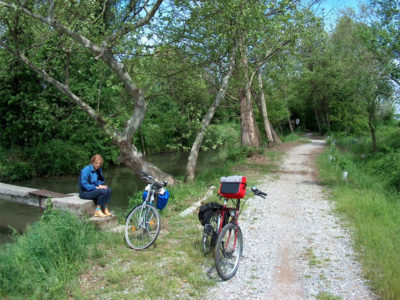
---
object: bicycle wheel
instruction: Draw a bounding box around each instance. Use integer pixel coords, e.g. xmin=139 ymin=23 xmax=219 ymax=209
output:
xmin=202 ymin=213 xmax=219 ymax=254
xmin=214 ymin=223 xmax=243 ymax=280
xmin=124 ymin=204 xmax=160 ymax=250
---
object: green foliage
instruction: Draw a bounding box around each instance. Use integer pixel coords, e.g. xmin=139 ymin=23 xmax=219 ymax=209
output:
xmin=202 ymin=123 xmax=240 ymax=151
xmin=0 ymin=147 xmax=31 ymax=182
xmin=28 ymin=139 xmax=88 ymax=176
xmin=376 ymin=126 xmax=400 ymax=152
xmin=0 ymin=209 xmax=99 ymax=299
xmin=332 ymin=126 xmax=400 ymax=191
xmin=368 ymin=152 xmax=400 ymax=191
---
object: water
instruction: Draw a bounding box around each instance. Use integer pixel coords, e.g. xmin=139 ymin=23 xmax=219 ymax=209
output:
xmin=0 ymin=148 xmax=228 ymax=245
xmin=0 ymin=200 xmax=42 ymax=245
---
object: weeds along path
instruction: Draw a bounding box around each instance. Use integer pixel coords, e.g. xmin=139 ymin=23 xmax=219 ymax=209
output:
xmin=206 ymin=138 xmax=375 ymax=300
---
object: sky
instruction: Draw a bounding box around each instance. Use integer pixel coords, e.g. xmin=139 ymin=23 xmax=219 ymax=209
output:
xmin=313 ymin=0 xmax=369 ymax=30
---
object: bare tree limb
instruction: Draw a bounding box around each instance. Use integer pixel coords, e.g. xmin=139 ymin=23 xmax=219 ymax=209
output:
xmin=105 ymin=0 xmax=163 ymax=46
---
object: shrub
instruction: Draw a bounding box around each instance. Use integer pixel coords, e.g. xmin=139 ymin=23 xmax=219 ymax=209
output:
xmin=0 ymin=147 xmax=32 ymax=182
xmin=29 ymin=139 xmax=89 ymax=176
xmin=368 ymin=151 xmax=400 ymax=191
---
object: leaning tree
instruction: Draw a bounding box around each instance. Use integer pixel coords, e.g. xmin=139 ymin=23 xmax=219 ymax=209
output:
xmin=0 ymin=0 xmax=176 ymax=183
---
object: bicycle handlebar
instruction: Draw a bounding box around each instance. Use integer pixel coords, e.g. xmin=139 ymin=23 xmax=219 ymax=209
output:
xmin=140 ymin=171 xmax=168 ymax=188
xmin=251 ymin=186 xmax=267 ymax=199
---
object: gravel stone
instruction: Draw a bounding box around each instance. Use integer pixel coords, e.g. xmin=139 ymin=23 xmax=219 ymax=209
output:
xmin=206 ymin=138 xmax=376 ymax=300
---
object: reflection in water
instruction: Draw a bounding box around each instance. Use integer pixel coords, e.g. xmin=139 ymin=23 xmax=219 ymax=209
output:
xmin=1 ymin=148 xmax=228 ymax=245
xmin=0 ymin=199 xmax=42 ymax=246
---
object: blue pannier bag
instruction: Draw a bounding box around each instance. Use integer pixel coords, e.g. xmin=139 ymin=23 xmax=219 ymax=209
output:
xmin=142 ymin=190 xmax=169 ymax=210
xmin=156 ymin=190 xmax=169 ymax=210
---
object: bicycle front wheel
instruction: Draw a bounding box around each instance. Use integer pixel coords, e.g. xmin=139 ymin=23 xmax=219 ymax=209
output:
xmin=202 ymin=213 xmax=219 ymax=255
xmin=214 ymin=223 xmax=243 ymax=280
xmin=124 ymin=204 xmax=160 ymax=250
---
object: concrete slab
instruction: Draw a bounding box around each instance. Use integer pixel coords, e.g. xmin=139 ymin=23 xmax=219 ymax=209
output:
xmin=51 ymin=196 xmax=95 ymax=217
xmin=89 ymin=214 xmax=119 ymax=230
xmin=0 ymin=182 xmax=39 ymax=206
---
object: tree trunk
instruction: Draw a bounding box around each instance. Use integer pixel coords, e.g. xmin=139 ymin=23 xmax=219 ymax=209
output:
xmin=288 ymin=116 xmax=294 ymax=133
xmin=185 ymin=45 xmax=237 ymax=183
xmin=257 ymin=71 xmax=274 ymax=144
xmin=118 ymin=141 xmax=174 ymax=183
xmin=239 ymin=36 xmax=262 ymax=147
xmin=239 ymin=88 xmax=262 ymax=147
xmin=314 ymin=108 xmax=321 ymax=133
xmin=368 ymin=117 xmax=377 ymax=152
xmin=270 ymin=121 xmax=282 ymax=144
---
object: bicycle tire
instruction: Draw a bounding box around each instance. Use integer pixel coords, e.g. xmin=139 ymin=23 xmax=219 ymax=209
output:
xmin=202 ymin=212 xmax=219 ymax=255
xmin=124 ymin=204 xmax=160 ymax=250
xmin=214 ymin=223 xmax=243 ymax=280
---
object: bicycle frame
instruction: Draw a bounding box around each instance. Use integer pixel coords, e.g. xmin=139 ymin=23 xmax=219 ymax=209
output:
xmin=217 ymin=198 xmax=241 ymax=251
xmin=218 ymin=198 xmax=240 ymax=231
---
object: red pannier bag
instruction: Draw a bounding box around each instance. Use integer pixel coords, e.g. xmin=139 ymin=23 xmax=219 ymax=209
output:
xmin=218 ymin=175 xmax=247 ymax=199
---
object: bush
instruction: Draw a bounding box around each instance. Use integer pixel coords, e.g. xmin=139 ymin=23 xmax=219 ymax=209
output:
xmin=376 ymin=126 xmax=400 ymax=153
xmin=202 ymin=123 xmax=240 ymax=151
xmin=368 ymin=151 xmax=400 ymax=191
xmin=0 ymin=147 xmax=32 ymax=182
xmin=29 ymin=139 xmax=89 ymax=176
xmin=0 ymin=209 xmax=99 ymax=299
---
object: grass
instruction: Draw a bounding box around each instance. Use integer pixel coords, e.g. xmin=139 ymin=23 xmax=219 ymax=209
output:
xmin=318 ymin=144 xmax=400 ymax=299
xmin=0 ymin=209 xmax=100 ymax=299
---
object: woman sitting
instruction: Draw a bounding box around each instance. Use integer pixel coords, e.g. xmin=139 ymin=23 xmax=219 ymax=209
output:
xmin=79 ymin=154 xmax=112 ymax=218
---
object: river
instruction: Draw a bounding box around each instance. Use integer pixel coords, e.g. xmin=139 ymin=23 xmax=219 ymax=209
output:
xmin=0 ymin=149 xmax=228 ymax=246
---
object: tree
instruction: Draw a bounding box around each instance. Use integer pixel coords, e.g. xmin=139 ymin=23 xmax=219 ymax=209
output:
xmin=0 ymin=0 xmax=176 ymax=183
xmin=329 ymin=14 xmax=393 ymax=149
xmin=368 ymin=0 xmax=400 ymax=87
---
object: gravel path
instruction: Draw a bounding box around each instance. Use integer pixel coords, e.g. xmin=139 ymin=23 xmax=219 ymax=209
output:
xmin=206 ymin=138 xmax=375 ymax=300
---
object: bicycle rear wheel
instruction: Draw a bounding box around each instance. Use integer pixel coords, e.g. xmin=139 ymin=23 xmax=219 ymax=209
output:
xmin=214 ymin=223 xmax=243 ymax=280
xmin=202 ymin=213 xmax=219 ymax=255
xmin=124 ymin=204 xmax=160 ymax=250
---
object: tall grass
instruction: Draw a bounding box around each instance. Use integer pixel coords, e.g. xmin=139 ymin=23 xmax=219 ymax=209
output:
xmin=318 ymin=132 xmax=400 ymax=299
xmin=0 ymin=209 xmax=100 ymax=299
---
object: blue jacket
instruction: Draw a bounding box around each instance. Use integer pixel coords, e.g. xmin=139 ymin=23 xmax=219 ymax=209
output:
xmin=79 ymin=164 xmax=105 ymax=193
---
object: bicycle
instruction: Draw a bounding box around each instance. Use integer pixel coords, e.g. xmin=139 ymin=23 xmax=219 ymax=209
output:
xmin=200 ymin=176 xmax=267 ymax=280
xmin=124 ymin=172 xmax=168 ymax=250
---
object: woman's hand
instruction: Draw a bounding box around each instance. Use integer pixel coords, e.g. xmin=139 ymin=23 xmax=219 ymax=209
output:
xmin=97 ymin=185 xmax=108 ymax=190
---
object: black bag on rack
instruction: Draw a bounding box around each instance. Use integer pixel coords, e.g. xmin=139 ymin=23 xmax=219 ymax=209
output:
xmin=198 ymin=202 xmax=223 ymax=226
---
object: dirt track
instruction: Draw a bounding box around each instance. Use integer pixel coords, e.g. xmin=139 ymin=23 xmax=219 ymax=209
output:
xmin=206 ymin=138 xmax=375 ymax=299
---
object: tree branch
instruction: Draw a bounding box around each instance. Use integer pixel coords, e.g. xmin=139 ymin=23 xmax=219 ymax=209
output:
xmin=0 ymin=40 xmax=121 ymax=141
xmin=105 ymin=0 xmax=163 ymax=46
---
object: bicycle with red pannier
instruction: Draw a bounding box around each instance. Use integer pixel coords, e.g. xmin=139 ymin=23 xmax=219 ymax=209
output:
xmin=198 ymin=175 xmax=267 ymax=280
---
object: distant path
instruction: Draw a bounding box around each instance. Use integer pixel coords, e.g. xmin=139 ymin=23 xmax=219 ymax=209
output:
xmin=206 ymin=138 xmax=375 ymax=299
